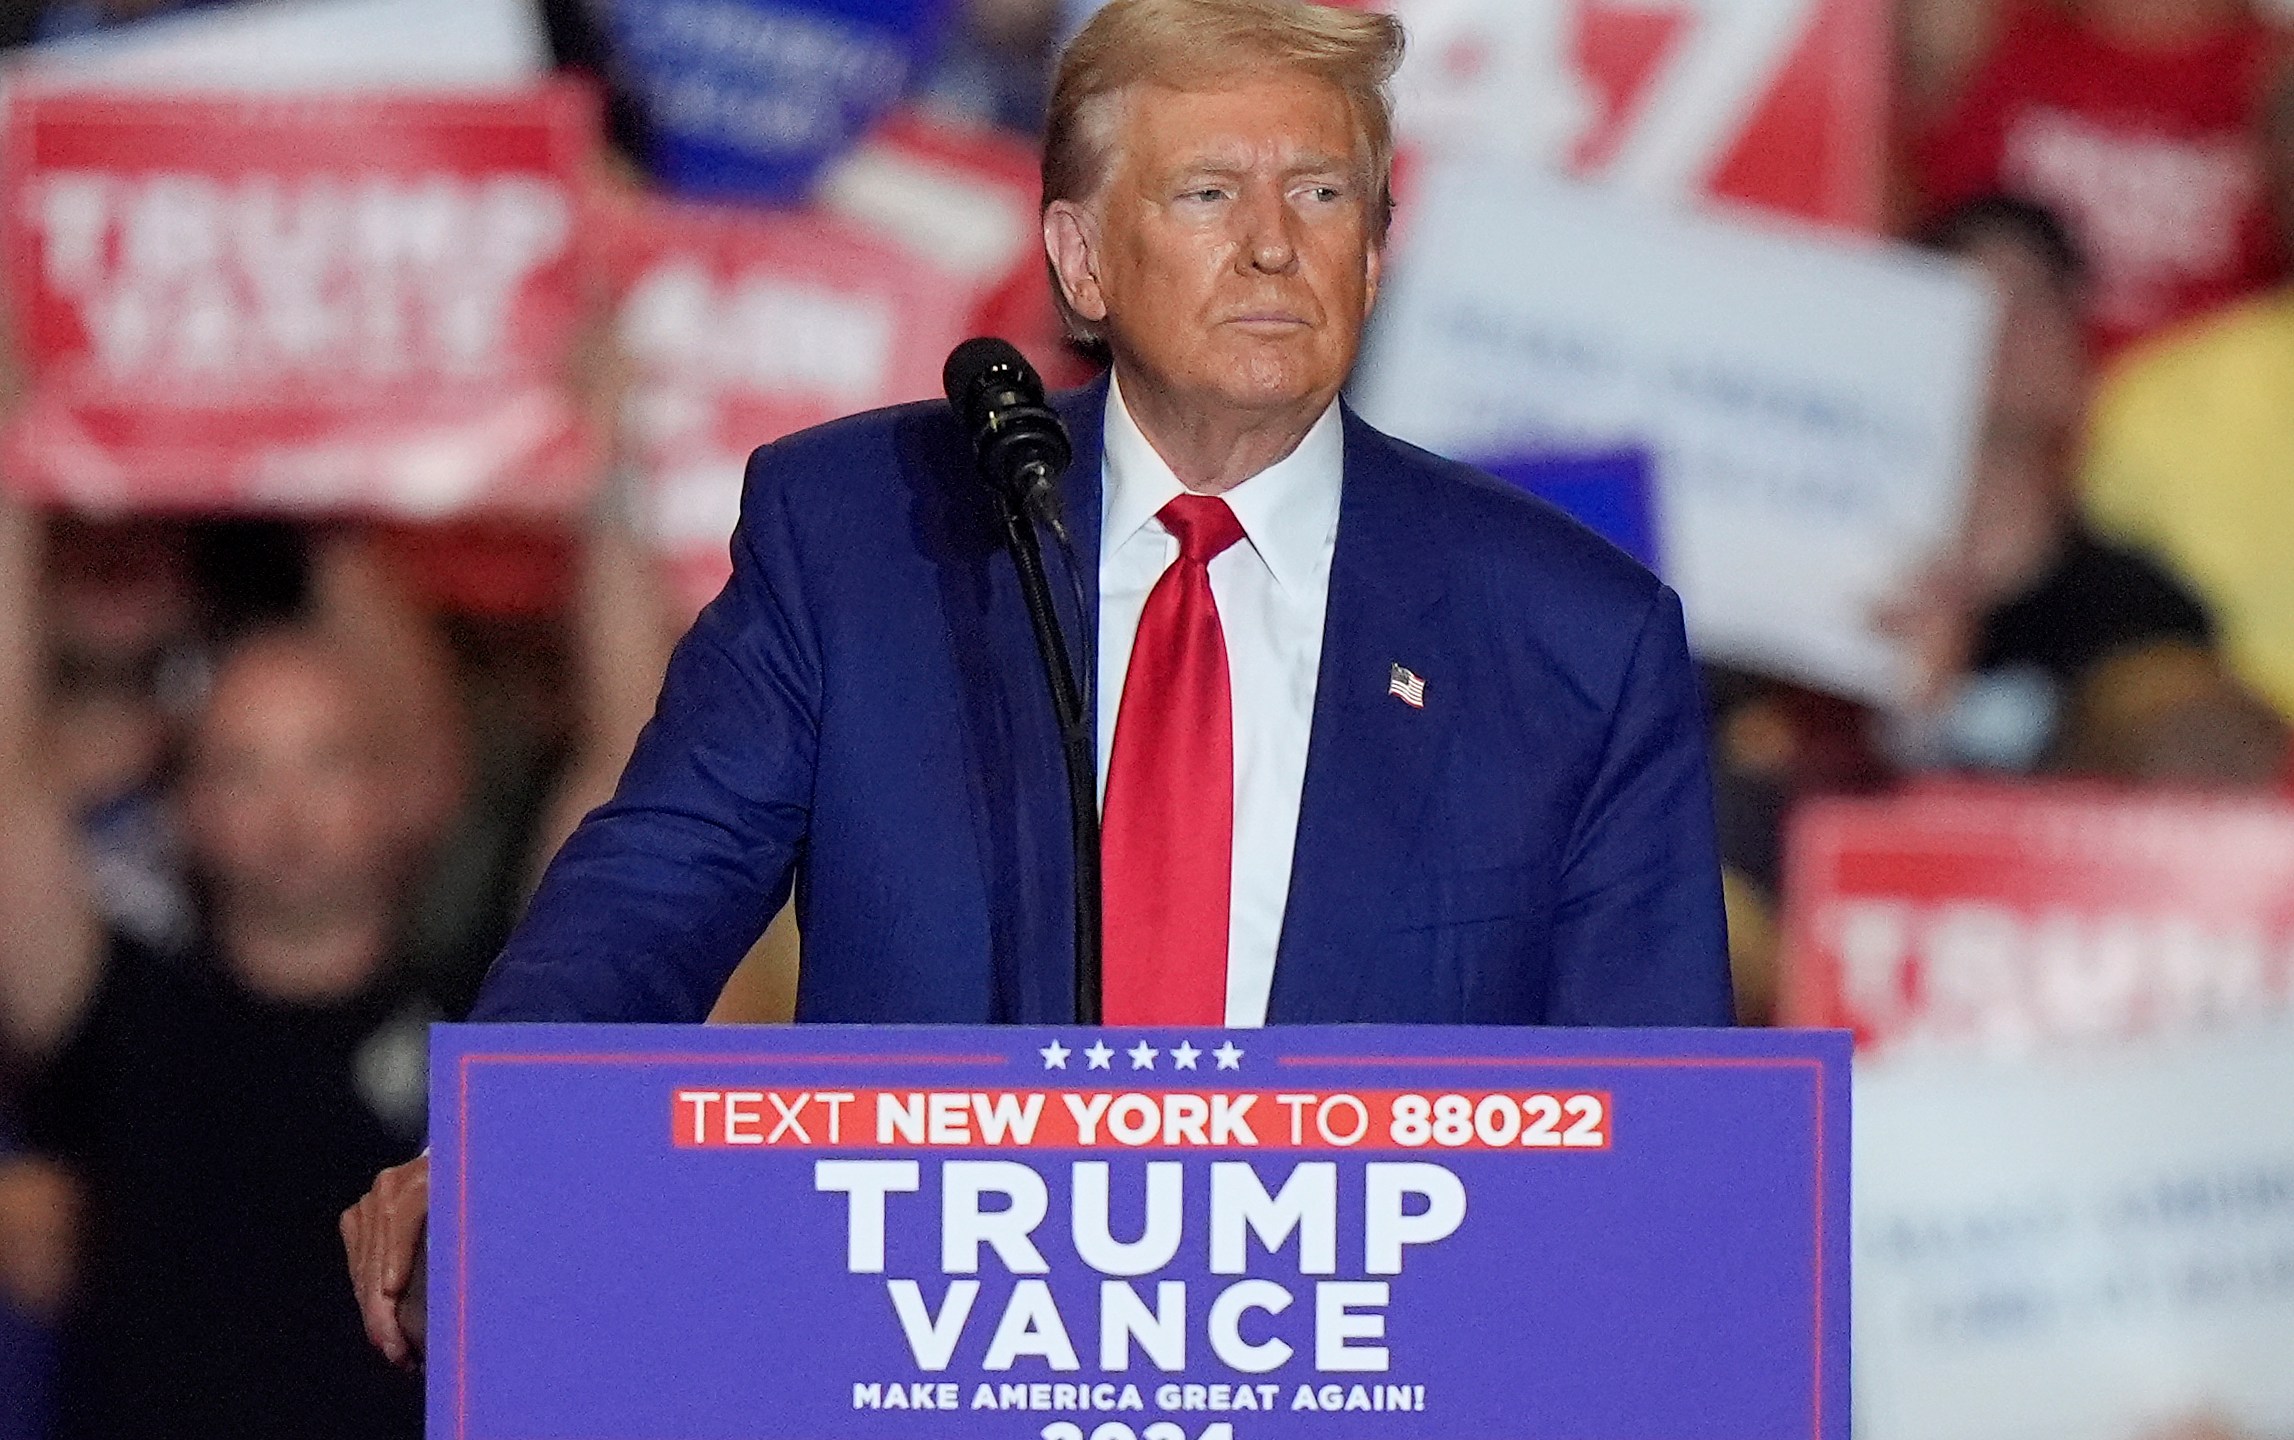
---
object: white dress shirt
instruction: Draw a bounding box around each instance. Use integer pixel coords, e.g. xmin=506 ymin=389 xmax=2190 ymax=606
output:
xmin=1096 ymin=376 xmax=1344 ymax=1027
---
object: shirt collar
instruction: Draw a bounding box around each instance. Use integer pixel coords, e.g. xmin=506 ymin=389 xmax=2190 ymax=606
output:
xmin=1099 ymin=372 xmax=1345 ymax=599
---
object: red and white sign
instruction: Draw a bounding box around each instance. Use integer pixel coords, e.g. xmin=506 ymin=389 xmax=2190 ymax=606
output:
xmin=1384 ymin=0 xmax=1887 ymax=230
xmin=2 ymin=85 xmax=602 ymax=516
xmin=818 ymin=110 xmax=1097 ymax=389
xmin=612 ymin=195 xmax=984 ymax=610
xmin=627 ymin=111 xmax=1099 ymax=612
xmin=1782 ymin=787 xmax=2294 ymax=1054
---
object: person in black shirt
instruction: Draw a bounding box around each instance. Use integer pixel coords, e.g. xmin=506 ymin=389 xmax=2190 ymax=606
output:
xmin=21 ymin=929 xmax=430 ymax=1440
xmin=1901 ymin=196 xmax=2216 ymax=771
xmin=0 ymin=499 xmax=428 ymax=1439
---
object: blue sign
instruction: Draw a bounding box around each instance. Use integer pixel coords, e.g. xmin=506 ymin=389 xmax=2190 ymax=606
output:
xmin=429 ymin=1024 xmax=1848 ymax=1439
xmin=1476 ymin=449 xmax=1662 ymax=573
xmin=611 ymin=0 xmax=955 ymax=203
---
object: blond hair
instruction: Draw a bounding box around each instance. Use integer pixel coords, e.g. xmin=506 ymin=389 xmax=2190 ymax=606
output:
xmin=1042 ymin=0 xmax=1406 ymax=338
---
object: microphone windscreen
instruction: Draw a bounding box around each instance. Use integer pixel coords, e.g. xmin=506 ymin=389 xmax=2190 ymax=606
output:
xmin=943 ymin=337 xmax=1039 ymax=422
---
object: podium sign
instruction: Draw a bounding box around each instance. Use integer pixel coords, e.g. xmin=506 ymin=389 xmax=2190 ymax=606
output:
xmin=429 ymin=1024 xmax=1848 ymax=1439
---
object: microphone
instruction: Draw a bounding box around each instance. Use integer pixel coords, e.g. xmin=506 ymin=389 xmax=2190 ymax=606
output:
xmin=943 ymin=337 xmax=1074 ymax=539
xmin=940 ymin=336 xmax=1102 ymax=1024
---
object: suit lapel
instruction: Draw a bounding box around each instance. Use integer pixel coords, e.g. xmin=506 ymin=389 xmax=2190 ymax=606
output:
xmin=1267 ymin=409 xmax=1457 ymax=1023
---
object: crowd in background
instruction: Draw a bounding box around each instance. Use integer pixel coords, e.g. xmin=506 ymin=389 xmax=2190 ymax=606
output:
xmin=1713 ymin=0 xmax=2294 ymax=1023
xmin=0 ymin=0 xmax=2290 ymax=1435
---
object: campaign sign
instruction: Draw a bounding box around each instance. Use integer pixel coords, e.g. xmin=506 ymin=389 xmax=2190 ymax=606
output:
xmin=1387 ymin=0 xmax=1887 ymax=229
xmin=1781 ymin=787 xmax=2294 ymax=1054
xmin=612 ymin=0 xmax=955 ymax=204
xmin=816 ymin=110 xmax=1100 ymax=391
xmin=632 ymin=111 xmax=1100 ymax=611
xmin=1064 ymin=0 xmax=1889 ymax=229
xmin=0 ymin=86 xmax=601 ymax=516
xmin=1854 ymin=1020 xmax=2294 ymax=1440
xmin=428 ymin=1024 xmax=1848 ymax=1439
xmin=6 ymin=0 xmax=553 ymax=92
xmin=1351 ymin=167 xmax=1995 ymax=705
xmin=612 ymin=195 xmax=980 ymax=610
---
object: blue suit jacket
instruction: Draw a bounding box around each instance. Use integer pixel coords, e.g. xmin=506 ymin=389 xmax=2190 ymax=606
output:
xmin=473 ymin=377 xmax=1731 ymax=1026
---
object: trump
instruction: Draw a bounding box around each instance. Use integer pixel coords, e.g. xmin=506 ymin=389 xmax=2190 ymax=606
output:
xmin=346 ymin=0 xmax=1731 ymax=1360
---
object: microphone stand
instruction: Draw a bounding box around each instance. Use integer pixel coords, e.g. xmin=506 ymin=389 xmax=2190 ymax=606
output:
xmin=993 ymin=467 xmax=1102 ymax=1025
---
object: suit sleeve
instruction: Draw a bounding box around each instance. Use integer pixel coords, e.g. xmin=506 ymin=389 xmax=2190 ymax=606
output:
xmin=1546 ymin=584 xmax=1733 ymax=1025
xmin=469 ymin=445 xmax=822 ymax=1023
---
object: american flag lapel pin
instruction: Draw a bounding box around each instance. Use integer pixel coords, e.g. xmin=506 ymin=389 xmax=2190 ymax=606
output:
xmin=1387 ymin=662 xmax=1426 ymax=709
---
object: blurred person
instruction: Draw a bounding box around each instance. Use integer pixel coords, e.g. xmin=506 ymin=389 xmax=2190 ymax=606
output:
xmin=1896 ymin=195 xmax=2215 ymax=772
xmin=1718 ymin=194 xmax=2222 ymax=1016
xmin=349 ymin=0 xmax=1733 ymax=1365
xmin=0 ymin=496 xmax=429 ymax=1440
xmin=37 ymin=517 xmax=200 ymax=959
xmin=2053 ymin=638 xmax=2292 ymax=787
xmin=2084 ymin=72 xmax=2294 ymax=724
xmin=1700 ymin=666 xmax=1892 ymax=1027
xmin=1899 ymin=0 xmax=2012 ymax=118
xmin=35 ymin=514 xmax=465 ymax=970
xmin=1912 ymin=0 xmax=2289 ymax=356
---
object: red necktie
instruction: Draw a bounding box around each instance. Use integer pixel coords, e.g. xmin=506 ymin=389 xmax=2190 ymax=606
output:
xmin=1102 ymin=494 xmax=1247 ymax=1025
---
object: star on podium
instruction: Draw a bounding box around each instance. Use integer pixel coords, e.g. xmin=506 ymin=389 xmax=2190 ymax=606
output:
xmin=1085 ymin=1041 xmax=1115 ymax=1070
xmin=1127 ymin=1041 xmax=1158 ymax=1070
xmin=1170 ymin=1041 xmax=1202 ymax=1070
xmin=1213 ymin=1042 xmax=1244 ymax=1070
xmin=1038 ymin=1040 xmax=1070 ymax=1070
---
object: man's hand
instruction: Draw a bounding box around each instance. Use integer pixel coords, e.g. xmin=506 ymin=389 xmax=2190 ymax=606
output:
xmin=342 ymin=1153 xmax=428 ymax=1366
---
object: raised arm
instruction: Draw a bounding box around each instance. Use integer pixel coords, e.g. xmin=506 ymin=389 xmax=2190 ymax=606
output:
xmin=1547 ymin=584 xmax=1734 ymax=1026
xmin=307 ymin=531 xmax=468 ymax=863
xmin=521 ymin=475 xmax=683 ymax=895
xmin=0 ymin=495 xmax=105 ymax=1069
xmin=469 ymin=441 xmax=822 ymax=1024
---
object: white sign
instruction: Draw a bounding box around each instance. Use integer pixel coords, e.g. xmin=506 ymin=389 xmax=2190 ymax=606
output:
xmin=5 ymin=0 xmax=550 ymax=91
xmin=1854 ymin=1020 xmax=2294 ymax=1440
xmin=1351 ymin=168 xmax=1995 ymax=704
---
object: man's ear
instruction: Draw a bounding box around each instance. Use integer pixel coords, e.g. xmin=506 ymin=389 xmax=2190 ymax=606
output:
xmin=1363 ymin=233 xmax=1383 ymax=312
xmin=1043 ymin=200 xmax=1110 ymax=325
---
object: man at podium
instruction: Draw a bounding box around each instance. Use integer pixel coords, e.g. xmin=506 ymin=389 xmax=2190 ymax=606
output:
xmin=347 ymin=0 xmax=1731 ymax=1364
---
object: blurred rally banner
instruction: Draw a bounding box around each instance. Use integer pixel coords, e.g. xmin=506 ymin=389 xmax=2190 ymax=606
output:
xmin=1853 ymin=1023 xmax=2294 ymax=1440
xmin=1 ymin=86 xmax=604 ymax=517
xmin=615 ymin=199 xmax=975 ymax=609
xmin=1351 ymin=168 xmax=1995 ymax=706
xmin=0 ymin=0 xmax=552 ymax=92
xmin=611 ymin=0 xmax=957 ymax=204
xmin=622 ymin=111 xmax=1090 ymax=610
xmin=814 ymin=111 xmax=1081 ymax=368
xmin=1389 ymin=0 xmax=1885 ymax=228
xmin=1783 ymin=788 xmax=2294 ymax=1048
xmin=1782 ymin=787 xmax=2294 ymax=1440
xmin=1066 ymin=0 xmax=1887 ymax=230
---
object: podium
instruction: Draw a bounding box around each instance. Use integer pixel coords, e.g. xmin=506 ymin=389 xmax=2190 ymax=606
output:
xmin=428 ymin=1024 xmax=1847 ymax=1439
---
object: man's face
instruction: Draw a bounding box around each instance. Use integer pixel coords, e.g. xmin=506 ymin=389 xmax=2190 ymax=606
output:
xmin=1049 ymin=72 xmax=1382 ymax=419
xmin=181 ymin=639 xmax=398 ymax=934
xmin=1961 ymin=232 xmax=2087 ymax=602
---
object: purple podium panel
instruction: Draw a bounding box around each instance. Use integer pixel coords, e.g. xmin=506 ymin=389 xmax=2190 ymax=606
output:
xmin=429 ymin=1025 xmax=1849 ymax=1440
